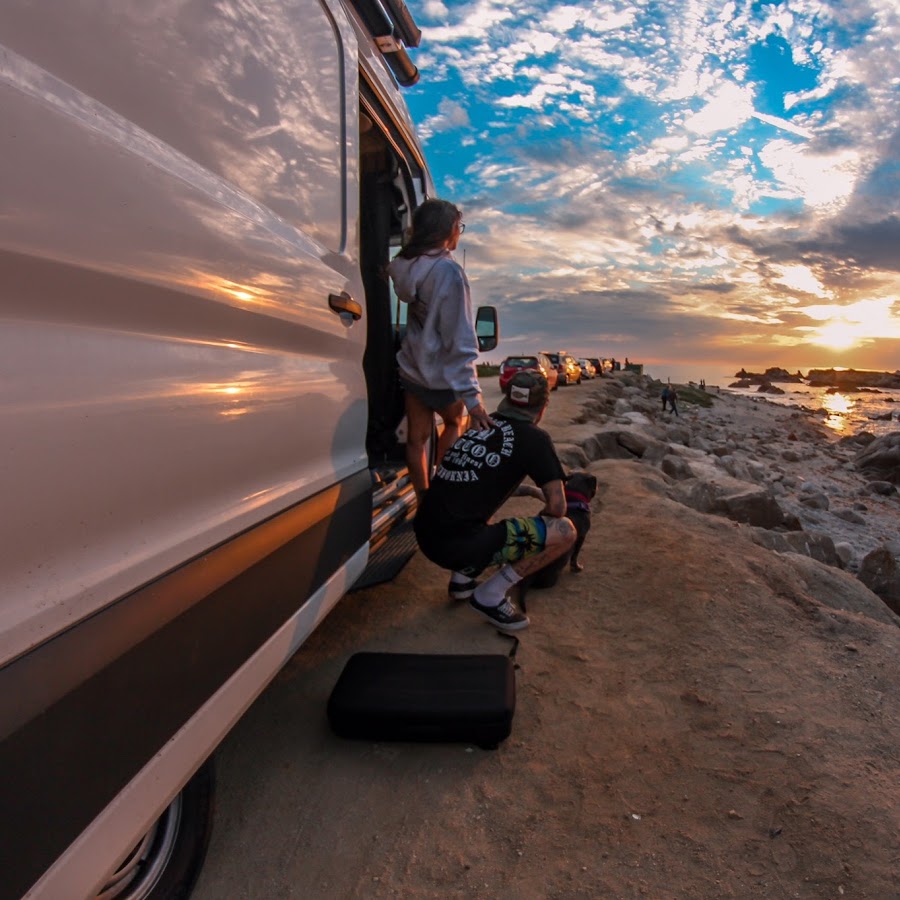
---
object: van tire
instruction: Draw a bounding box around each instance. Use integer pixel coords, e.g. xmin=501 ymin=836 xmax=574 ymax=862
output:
xmin=98 ymin=759 xmax=215 ymax=900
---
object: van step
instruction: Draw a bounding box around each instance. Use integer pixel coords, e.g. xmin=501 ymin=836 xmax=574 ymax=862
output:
xmin=351 ymin=519 xmax=418 ymax=591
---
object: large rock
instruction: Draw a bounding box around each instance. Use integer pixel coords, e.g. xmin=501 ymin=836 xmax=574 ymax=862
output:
xmin=781 ymin=553 xmax=900 ymax=628
xmin=857 ymin=548 xmax=900 ymax=616
xmin=585 ymin=425 xmax=668 ymax=461
xmin=554 ymin=443 xmax=590 ymax=469
xmin=749 ymin=529 xmax=843 ymax=567
xmin=854 ymin=432 xmax=900 ymax=484
xmin=671 ymin=475 xmax=792 ymax=529
xmin=660 ymin=454 xmax=695 ymax=481
xmin=732 ymin=367 xmax=804 ymax=384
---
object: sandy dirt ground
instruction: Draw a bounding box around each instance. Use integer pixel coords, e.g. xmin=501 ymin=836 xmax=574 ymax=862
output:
xmin=192 ymin=377 xmax=900 ymax=899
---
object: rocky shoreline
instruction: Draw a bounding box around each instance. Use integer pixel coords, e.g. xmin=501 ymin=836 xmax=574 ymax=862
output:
xmin=730 ymin=365 xmax=900 ymax=391
xmin=546 ymin=372 xmax=900 ymax=621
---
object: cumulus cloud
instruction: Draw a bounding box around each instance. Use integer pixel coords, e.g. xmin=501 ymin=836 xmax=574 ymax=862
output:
xmin=404 ymin=0 xmax=900 ymax=366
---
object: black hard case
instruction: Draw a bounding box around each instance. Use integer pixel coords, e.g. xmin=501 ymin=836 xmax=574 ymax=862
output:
xmin=327 ymin=652 xmax=516 ymax=749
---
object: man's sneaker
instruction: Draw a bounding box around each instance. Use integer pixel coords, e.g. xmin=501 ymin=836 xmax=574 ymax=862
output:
xmin=448 ymin=576 xmax=479 ymax=600
xmin=468 ymin=596 xmax=529 ymax=632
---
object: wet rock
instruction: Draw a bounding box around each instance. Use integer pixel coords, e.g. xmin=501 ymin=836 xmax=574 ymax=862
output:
xmin=839 ymin=431 xmax=877 ymax=448
xmin=857 ymin=548 xmax=900 ymax=616
xmin=855 ymin=433 xmax=900 ymax=484
xmin=757 ymin=382 xmax=785 ymax=394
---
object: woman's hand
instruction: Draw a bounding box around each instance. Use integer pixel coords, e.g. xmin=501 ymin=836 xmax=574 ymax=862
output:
xmin=468 ymin=403 xmax=494 ymax=431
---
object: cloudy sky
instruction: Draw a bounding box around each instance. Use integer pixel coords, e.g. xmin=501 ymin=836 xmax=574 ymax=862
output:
xmin=401 ymin=0 xmax=900 ymax=378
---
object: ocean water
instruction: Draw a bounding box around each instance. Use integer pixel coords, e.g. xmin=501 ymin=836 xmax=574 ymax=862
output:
xmin=643 ymin=363 xmax=900 ymax=439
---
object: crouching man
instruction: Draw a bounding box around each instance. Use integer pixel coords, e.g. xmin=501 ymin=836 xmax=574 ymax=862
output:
xmin=414 ymin=370 xmax=576 ymax=633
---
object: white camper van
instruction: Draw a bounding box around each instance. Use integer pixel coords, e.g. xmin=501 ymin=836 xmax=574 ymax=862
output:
xmin=0 ymin=1 xmax=497 ymax=897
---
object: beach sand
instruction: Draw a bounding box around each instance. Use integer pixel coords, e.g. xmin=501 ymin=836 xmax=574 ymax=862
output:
xmin=193 ymin=375 xmax=900 ymax=899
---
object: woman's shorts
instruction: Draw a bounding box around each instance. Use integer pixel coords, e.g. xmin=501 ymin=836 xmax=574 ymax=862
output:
xmin=416 ymin=516 xmax=548 ymax=577
xmin=400 ymin=376 xmax=459 ymax=411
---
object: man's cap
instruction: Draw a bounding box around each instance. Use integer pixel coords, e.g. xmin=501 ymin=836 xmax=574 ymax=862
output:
xmin=497 ymin=369 xmax=550 ymax=422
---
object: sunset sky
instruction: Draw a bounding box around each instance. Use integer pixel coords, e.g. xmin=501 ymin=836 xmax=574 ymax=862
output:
xmin=402 ymin=0 xmax=900 ymax=378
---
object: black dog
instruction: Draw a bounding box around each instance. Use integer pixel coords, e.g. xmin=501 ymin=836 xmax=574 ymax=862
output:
xmin=518 ymin=470 xmax=598 ymax=609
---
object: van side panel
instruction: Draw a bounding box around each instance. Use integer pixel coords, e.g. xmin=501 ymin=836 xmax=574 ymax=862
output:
xmin=0 ymin=0 xmax=377 ymax=893
xmin=0 ymin=470 xmax=370 ymax=900
xmin=0 ymin=0 xmax=365 ymax=660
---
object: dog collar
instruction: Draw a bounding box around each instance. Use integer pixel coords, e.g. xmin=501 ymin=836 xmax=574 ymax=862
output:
xmin=565 ymin=489 xmax=591 ymax=512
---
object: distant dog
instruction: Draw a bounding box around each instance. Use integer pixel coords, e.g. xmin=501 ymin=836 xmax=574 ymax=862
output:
xmin=519 ymin=470 xmax=598 ymax=609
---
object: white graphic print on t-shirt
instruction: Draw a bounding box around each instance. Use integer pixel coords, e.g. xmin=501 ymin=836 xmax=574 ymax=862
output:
xmin=434 ymin=421 xmax=516 ymax=482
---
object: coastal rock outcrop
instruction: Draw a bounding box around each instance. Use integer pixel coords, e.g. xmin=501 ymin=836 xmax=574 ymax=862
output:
xmin=807 ymin=368 xmax=900 ymax=389
xmin=855 ymin=432 xmax=900 ymax=484
xmin=733 ymin=367 xmax=804 ymax=383
xmin=541 ymin=372 xmax=899 ymax=591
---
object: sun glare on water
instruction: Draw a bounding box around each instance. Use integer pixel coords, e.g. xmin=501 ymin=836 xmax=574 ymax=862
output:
xmin=821 ymin=391 xmax=853 ymax=433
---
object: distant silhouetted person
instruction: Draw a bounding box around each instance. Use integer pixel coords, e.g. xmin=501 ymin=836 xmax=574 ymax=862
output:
xmin=668 ymin=387 xmax=679 ymax=416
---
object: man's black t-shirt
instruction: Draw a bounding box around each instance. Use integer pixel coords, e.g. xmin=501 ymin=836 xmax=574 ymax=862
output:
xmin=415 ymin=414 xmax=565 ymax=541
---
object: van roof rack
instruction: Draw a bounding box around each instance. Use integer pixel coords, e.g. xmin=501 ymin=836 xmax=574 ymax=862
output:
xmin=349 ymin=0 xmax=421 ymax=86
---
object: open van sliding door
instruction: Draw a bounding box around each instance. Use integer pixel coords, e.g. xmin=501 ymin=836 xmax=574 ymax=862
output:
xmin=0 ymin=0 xmax=372 ymax=896
xmin=354 ymin=68 xmax=435 ymax=581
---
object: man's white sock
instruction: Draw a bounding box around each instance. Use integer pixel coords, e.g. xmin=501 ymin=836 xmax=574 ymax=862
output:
xmin=473 ymin=565 xmax=522 ymax=608
xmin=449 ymin=570 xmax=471 ymax=585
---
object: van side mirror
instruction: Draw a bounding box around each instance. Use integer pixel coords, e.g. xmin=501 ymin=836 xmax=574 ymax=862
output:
xmin=475 ymin=306 xmax=498 ymax=352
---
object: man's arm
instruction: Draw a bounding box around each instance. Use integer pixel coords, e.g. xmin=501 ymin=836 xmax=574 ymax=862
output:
xmin=538 ymin=478 xmax=566 ymax=517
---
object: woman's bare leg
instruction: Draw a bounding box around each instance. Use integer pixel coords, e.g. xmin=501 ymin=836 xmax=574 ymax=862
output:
xmin=434 ymin=399 xmax=467 ymax=465
xmin=405 ymin=392 xmax=437 ymax=499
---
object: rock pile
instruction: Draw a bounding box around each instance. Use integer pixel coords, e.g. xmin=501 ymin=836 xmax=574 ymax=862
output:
xmin=553 ymin=371 xmax=900 ymax=623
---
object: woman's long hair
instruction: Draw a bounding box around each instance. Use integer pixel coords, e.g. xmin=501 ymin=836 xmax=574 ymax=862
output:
xmin=396 ymin=199 xmax=461 ymax=259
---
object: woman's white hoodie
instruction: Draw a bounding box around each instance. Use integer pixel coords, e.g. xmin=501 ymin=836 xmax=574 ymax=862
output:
xmin=387 ymin=248 xmax=482 ymax=411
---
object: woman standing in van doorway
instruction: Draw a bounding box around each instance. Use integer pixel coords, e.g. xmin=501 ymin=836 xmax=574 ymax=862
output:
xmin=388 ymin=199 xmax=492 ymax=501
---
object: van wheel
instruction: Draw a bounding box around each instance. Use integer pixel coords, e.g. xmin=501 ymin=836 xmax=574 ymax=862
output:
xmin=97 ymin=760 xmax=215 ymax=900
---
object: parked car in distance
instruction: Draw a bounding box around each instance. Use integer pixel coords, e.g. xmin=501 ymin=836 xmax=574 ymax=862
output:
xmin=499 ymin=353 xmax=560 ymax=391
xmin=577 ymin=358 xmax=597 ymax=379
xmin=541 ymin=351 xmax=582 ymax=386
xmin=585 ymin=357 xmax=603 ymax=376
